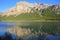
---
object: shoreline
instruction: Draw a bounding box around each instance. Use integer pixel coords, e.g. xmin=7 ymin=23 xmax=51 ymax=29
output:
xmin=1 ymin=20 xmax=60 ymax=22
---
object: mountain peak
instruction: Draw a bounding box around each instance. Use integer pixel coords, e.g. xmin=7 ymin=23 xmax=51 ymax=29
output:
xmin=17 ymin=1 xmax=33 ymax=5
xmin=2 ymin=1 xmax=51 ymax=16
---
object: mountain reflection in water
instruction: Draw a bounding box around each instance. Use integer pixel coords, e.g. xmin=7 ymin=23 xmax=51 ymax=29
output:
xmin=0 ymin=21 xmax=60 ymax=40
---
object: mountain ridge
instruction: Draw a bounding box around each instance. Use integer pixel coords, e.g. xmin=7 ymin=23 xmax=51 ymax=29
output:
xmin=1 ymin=1 xmax=50 ymax=16
xmin=0 ymin=1 xmax=60 ymax=20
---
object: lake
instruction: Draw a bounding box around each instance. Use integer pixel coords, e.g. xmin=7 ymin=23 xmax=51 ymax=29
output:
xmin=0 ymin=21 xmax=60 ymax=40
xmin=0 ymin=21 xmax=60 ymax=34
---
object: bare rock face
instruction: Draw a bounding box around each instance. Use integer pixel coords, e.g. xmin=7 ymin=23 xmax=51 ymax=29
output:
xmin=33 ymin=2 xmax=50 ymax=11
xmin=50 ymin=5 xmax=60 ymax=15
xmin=3 ymin=1 xmax=34 ymax=16
xmin=54 ymin=5 xmax=60 ymax=14
xmin=15 ymin=1 xmax=34 ymax=16
xmin=2 ymin=1 xmax=50 ymax=16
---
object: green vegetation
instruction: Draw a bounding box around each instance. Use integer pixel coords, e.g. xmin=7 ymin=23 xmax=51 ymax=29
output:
xmin=1 ymin=12 xmax=42 ymax=20
xmin=42 ymin=8 xmax=60 ymax=20
xmin=19 ymin=22 xmax=60 ymax=35
xmin=0 ymin=8 xmax=60 ymax=21
xmin=0 ymin=15 xmax=3 ymax=21
xmin=15 ymin=12 xmax=42 ymax=20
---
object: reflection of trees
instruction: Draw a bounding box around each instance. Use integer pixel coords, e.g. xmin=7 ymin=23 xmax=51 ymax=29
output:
xmin=41 ymin=23 xmax=60 ymax=36
xmin=20 ymin=22 xmax=60 ymax=36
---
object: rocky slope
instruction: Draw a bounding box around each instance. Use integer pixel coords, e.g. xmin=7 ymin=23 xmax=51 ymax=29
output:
xmin=2 ymin=1 xmax=50 ymax=16
xmin=0 ymin=1 xmax=60 ymax=20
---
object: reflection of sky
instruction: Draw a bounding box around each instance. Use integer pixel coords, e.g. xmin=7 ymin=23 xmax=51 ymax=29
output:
xmin=0 ymin=22 xmax=16 ymax=39
xmin=0 ymin=22 xmax=14 ymax=29
xmin=0 ymin=22 xmax=14 ymax=36
xmin=0 ymin=30 xmax=6 ymax=36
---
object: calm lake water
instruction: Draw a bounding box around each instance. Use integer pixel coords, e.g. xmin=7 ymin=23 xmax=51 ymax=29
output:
xmin=0 ymin=21 xmax=60 ymax=40
xmin=0 ymin=21 xmax=60 ymax=32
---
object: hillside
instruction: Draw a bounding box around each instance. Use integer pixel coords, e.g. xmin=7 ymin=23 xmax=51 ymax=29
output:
xmin=0 ymin=2 xmax=60 ymax=20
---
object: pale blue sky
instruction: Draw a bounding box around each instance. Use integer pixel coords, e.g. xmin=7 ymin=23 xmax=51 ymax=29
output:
xmin=0 ymin=0 xmax=60 ymax=12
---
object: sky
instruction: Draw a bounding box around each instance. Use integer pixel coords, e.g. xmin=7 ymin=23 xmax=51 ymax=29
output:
xmin=0 ymin=0 xmax=60 ymax=12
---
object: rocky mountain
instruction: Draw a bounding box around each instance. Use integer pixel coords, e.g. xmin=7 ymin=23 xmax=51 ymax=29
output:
xmin=0 ymin=1 xmax=60 ymax=20
xmin=50 ymin=5 xmax=60 ymax=14
xmin=33 ymin=2 xmax=50 ymax=11
xmin=2 ymin=1 xmax=50 ymax=16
